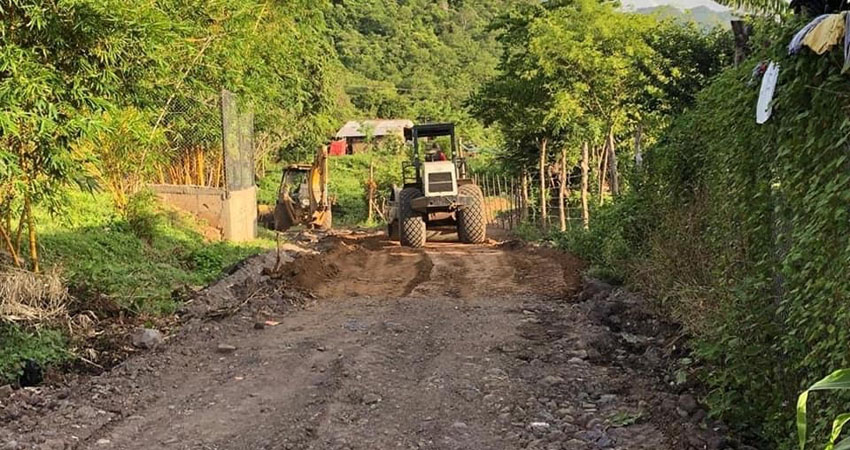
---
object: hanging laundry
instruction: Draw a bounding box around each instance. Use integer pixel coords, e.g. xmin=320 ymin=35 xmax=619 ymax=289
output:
xmin=789 ymin=14 xmax=831 ymax=54
xmin=756 ymin=62 xmax=780 ymax=125
xmin=843 ymin=12 xmax=850 ymax=72
xmin=802 ymin=12 xmax=847 ymax=54
xmin=748 ymin=60 xmax=769 ymax=87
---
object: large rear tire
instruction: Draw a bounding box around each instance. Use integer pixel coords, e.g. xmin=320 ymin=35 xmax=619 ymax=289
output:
xmin=457 ymin=184 xmax=486 ymax=244
xmin=399 ymin=187 xmax=426 ymax=248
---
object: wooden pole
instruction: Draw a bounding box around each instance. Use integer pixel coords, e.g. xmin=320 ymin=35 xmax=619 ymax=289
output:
xmin=497 ymin=175 xmax=506 ymax=228
xmin=581 ymin=142 xmax=590 ymax=230
xmin=507 ymin=176 xmax=516 ymax=230
xmin=539 ymin=138 xmax=548 ymax=229
xmin=598 ymin=140 xmax=609 ymax=206
xmin=482 ymin=174 xmax=490 ymax=223
xmin=367 ymin=160 xmax=375 ymax=222
xmin=486 ymin=173 xmax=494 ymax=224
xmin=559 ymin=146 xmax=567 ymax=232
xmin=521 ymin=170 xmax=529 ymax=223
xmin=607 ymin=128 xmax=620 ymax=198
xmin=731 ymin=20 xmax=751 ymax=67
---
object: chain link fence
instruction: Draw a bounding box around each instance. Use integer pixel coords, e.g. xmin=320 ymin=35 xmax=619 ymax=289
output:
xmin=156 ymin=90 xmax=253 ymax=191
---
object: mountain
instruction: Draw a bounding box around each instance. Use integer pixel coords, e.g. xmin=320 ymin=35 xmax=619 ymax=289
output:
xmin=635 ymin=4 xmax=736 ymax=28
xmin=622 ymin=0 xmax=730 ymax=11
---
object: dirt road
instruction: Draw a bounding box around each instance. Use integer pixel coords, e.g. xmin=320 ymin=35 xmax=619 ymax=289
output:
xmin=1 ymin=234 xmax=735 ymax=450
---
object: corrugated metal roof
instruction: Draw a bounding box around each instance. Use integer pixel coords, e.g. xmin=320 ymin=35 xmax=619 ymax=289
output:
xmin=335 ymin=120 xmax=414 ymax=139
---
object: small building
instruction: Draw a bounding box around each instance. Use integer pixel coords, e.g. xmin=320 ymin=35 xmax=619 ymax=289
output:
xmin=334 ymin=119 xmax=413 ymax=155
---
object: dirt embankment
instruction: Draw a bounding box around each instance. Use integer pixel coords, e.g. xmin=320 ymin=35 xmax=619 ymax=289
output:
xmin=0 ymin=232 xmax=750 ymax=450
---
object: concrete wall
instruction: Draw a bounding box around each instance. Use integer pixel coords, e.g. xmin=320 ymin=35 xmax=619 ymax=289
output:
xmin=148 ymin=184 xmax=257 ymax=242
xmin=221 ymin=186 xmax=258 ymax=242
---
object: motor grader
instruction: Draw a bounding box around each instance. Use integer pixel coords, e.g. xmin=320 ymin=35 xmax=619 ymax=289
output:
xmin=273 ymin=146 xmax=332 ymax=231
xmin=386 ymin=123 xmax=486 ymax=248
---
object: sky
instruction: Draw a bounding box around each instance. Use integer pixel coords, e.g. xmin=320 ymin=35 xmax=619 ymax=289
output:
xmin=620 ymin=0 xmax=730 ymax=11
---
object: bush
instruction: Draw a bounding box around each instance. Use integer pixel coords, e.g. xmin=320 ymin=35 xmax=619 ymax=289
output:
xmin=125 ymin=189 xmax=164 ymax=242
xmin=0 ymin=323 xmax=67 ymax=384
xmin=552 ymin=192 xmax=649 ymax=284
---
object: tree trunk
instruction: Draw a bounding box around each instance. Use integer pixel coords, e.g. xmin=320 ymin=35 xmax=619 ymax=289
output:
xmin=0 ymin=219 xmax=21 ymax=268
xmin=731 ymin=20 xmax=751 ymax=67
xmin=24 ymin=192 xmax=38 ymax=273
xmin=558 ymin=146 xmax=568 ymax=232
xmin=521 ymin=170 xmax=529 ymax=222
xmin=539 ymin=138 xmax=548 ymax=228
xmin=14 ymin=207 xmax=24 ymax=251
xmin=598 ymin=141 xmax=609 ymax=206
xmin=634 ymin=123 xmax=643 ymax=169
xmin=581 ymin=142 xmax=590 ymax=230
xmin=607 ymin=129 xmax=620 ymax=197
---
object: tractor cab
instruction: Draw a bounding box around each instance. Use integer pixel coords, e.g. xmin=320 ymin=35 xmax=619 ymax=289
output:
xmin=387 ymin=123 xmax=486 ymax=248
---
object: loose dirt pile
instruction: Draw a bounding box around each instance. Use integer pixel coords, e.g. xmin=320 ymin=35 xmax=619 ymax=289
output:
xmin=266 ymin=234 xmax=433 ymax=300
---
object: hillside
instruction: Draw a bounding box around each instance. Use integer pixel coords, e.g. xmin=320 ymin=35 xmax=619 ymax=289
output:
xmin=636 ymin=5 xmax=736 ymax=28
xmin=324 ymin=0 xmax=527 ymax=146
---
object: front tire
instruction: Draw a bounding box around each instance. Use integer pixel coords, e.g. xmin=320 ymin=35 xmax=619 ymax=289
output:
xmin=457 ymin=184 xmax=486 ymax=244
xmin=399 ymin=187 xmax=426 ymax=248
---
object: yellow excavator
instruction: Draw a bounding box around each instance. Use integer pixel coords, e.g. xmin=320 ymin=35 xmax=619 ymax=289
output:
xmin=273 ymin=146 xmax=332 ymax=231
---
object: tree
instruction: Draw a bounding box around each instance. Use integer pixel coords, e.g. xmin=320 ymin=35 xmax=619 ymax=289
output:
xmin=0 ymin=0 xmax=350 ymax=270
xmin=473 ymin=0 xmax=651 ymax=216
xmin=473 ymin=0 xmax=733 ymax=220
xmin=0 ymin=0 xmax=172 ymax=270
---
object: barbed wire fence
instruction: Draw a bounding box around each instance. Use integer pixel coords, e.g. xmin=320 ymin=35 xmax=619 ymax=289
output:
xmin=472 ymin=170 xmax=583 ymax=234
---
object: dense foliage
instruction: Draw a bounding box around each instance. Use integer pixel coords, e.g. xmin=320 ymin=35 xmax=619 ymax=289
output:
xmin=325 ymin=0 xmax=527 ymax=147
xmin=0 ymin=0 xmax=345 ymax=270
xmin=560 ymin=17 xmax=850 ymax=448
xmin=472 ymin=0 xmax=732 ymax=175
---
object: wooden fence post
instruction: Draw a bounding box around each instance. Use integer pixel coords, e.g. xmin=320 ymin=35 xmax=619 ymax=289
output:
xmin=581 ymin=142 xmax=590 ymax=230
xmin=521 ymin=171 xmax=529 ymax=223
xmin=559 ymin=146 xmax=567 ymax=232
xmin=607 ymin=129 xmax=620 ymax=198
xmin=367 ymin=160 xmax=375 ymax=222
xmin=539 ymin=138 xmax=548 ymax=228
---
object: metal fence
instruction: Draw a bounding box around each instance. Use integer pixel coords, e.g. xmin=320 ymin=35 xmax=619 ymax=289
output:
xmin=157 ymin=90 xmax=254 ymax=191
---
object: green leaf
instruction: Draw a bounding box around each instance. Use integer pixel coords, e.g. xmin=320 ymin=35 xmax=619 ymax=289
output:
xmin=834 ymin=436 xmax=850 ymax=450
xmin=798 ymin=390 xmax=809 ymax=450
xmin=829 ymin=414 xmax=850 ymax=449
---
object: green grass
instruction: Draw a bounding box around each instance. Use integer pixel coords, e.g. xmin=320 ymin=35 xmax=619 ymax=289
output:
xmin=1 ymin=188 xmax=275 ymax=383
xmin=36 ymin=190 xmax=274 ymax=315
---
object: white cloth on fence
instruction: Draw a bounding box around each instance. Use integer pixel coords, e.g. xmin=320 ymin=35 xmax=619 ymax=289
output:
xmin=756 ymin=62 xmax=780 ymax=125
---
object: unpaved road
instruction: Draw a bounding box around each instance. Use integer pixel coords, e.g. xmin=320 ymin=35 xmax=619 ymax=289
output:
xmin=1 ymin=234 xmax=736 ymax=450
